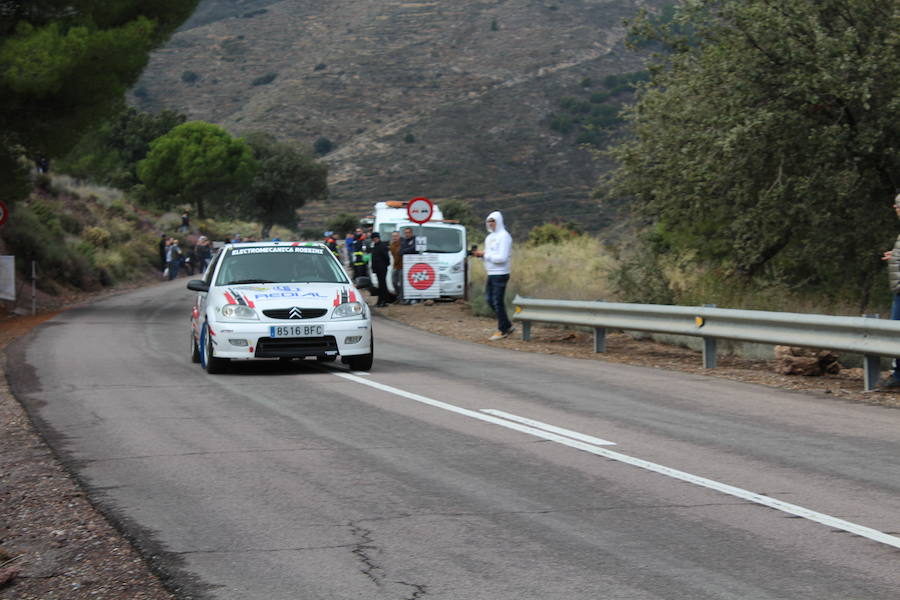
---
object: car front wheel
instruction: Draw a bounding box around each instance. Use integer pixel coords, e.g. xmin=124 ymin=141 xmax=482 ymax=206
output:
xmin=202 ymin=323 xmax=229 ymax=374
xmin=190 ymin=329 xmax=201 ymax=363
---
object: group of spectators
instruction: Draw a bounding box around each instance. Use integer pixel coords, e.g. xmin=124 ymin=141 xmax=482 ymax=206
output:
xmin=338 ymin=226 xmax=418 ymax=307
xmin=159 ymin=234 xmax=213 ymax=280
xmin=334 ymin=211 xmax=513 ymax=341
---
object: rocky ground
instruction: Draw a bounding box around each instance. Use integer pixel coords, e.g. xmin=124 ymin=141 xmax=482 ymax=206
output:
xmin=2 ymin=290 xmax=899 ymax=599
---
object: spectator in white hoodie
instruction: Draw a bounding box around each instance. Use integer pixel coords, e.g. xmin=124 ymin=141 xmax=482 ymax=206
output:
xmin=474 ymin=210 xmax=514 ymax=340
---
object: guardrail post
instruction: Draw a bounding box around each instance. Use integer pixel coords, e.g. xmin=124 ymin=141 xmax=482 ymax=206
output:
xmin=703 ymin=338 xmax=717 ymax=369
xmin=522 ymin=320 xmax=531 ymax=341
xmin=702 ymin=304 xmax=717 ymax=368
xmin=593 ymin=327 xmax=606 ymax=353
xmin=862 ymin=314 xmax=881 ymax=392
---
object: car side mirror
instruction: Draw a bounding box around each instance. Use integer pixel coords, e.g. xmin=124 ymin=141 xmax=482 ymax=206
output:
xmin=354 ymin=276 xmax=371 ymax=289
xmin=187 ymin=279 xmax=209 ymax=292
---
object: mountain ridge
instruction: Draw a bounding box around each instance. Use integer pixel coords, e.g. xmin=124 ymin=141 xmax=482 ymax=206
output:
xmin=133 ymin=0 xmax=662 ymax=235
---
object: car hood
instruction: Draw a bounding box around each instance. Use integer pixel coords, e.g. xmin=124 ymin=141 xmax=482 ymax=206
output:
xmin=211 ymin=283 xmax=362 ymax=315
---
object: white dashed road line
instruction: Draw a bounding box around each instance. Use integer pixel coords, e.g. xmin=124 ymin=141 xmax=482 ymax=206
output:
xmin=332 ymin=370 xmax=900 ymax=550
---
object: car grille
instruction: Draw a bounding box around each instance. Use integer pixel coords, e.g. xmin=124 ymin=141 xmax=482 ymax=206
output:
xmin=262 ymin=308 xmax=328 ymax=319
xmin=255 ymin=336 xmax=338 ymax=358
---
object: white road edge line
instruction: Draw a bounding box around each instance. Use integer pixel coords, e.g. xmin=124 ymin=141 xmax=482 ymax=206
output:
xmin=481 ymin=409 xmax=616 ymax=446
xmin=332 ymin=370 xmax=900 ymax=550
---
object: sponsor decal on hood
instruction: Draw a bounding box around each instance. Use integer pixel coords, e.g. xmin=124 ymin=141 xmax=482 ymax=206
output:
xmin=219 ymin=284 xmax=331 ymax=304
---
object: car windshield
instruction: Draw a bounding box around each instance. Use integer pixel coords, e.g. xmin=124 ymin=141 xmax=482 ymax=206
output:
xmin=417 ymin=227 xmax=463 ymax=253
xmin=215 ymin=246 xmax=349 ymax=286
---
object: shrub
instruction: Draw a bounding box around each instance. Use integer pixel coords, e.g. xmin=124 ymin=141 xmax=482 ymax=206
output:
xmin=526 ymin=223 xmax=580 ymax=246
xmin=314 ymin=137 xmax=334 ymax=155
xmin=59 ymin=212 xmax=83 ymax=235
xmin=83 ymin=226 xmax=112 ymax=248
xmin=326 ymin=213 xmax=360 ymax=236
xmin=181 ymin=71 xmax=200 ymax=84
xmin=404 ymin=133 xmax=416 ymax=143
xmin=251 ymin=72 xmax=277 ymax=86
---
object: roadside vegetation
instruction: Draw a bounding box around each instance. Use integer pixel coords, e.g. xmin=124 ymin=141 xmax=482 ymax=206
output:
xmin=600 ymin=0 xmax=899 ymax=316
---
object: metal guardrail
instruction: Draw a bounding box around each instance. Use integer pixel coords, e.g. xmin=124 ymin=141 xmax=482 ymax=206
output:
xmin=511 ymin=295 xmax=900 ymax=391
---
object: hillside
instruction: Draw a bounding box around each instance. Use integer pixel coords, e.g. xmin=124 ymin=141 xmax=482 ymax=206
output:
xmin=132 ymin=0 xmax=664 ymax=235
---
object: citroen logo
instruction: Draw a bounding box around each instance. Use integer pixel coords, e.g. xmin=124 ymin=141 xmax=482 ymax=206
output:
xmin=288 ymin=307 xmax=303 ymax=319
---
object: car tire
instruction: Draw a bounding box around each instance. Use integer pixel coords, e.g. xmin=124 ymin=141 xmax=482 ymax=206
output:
xmin=190 ymin=329 xmax=201 ymax=363
xmin=345 ymin=334 xmax=373 ymax=371
xmin=203 ymin=323 xmax=229 ymax=374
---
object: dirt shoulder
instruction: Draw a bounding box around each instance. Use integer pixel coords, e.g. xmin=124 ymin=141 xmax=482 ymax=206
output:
xmin=2 ymin=290 xmax=898 ymax=599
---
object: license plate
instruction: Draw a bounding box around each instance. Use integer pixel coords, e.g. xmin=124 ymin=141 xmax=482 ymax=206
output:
xmin=270 ymin=324 xmax=324 ymax=338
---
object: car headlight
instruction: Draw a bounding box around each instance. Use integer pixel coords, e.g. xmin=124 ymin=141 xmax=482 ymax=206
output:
xmin=220 ymin=304 xmax=259 ymax=320
xmin=451 ymin=260 xmax=464 ymax=273
xmin=332 ymin=301 xmax=364 ymax=319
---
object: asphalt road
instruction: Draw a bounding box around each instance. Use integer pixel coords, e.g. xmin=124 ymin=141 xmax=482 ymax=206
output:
xmin=8 ymin=280 xmax=900 ymax=599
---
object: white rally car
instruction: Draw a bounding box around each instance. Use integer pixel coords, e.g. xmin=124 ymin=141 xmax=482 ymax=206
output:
xmin=187 ymin=241 xmax=373 ymax=373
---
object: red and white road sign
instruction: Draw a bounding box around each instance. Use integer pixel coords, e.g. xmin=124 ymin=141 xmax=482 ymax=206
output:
xmin=407 ymin=261 xmax=436 ymax=290
xmin=0 ymin=200 xmax=8 ymax=227
xmin=402 ymin=254 xmax=440 ymax=299
xmin=407 ymin=197 xmax=434 ymax=224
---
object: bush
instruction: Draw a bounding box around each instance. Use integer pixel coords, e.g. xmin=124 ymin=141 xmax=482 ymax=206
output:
xmin=83 ymin=226 xmax=112 ymax=248
xmin=251 ymin=72 xmax=277 ymax=86
xmin=59 ymin=212 xmax=83 ymax=235
xmin=326 ymin=213 xmax=360 ymax=236
xmin=526 ymin=223 xmax=580 ymax=246
xmin=314 ymin=137 xmax=334 ymax=155
xmin=181 ymin=71 xmax=200 ymax=84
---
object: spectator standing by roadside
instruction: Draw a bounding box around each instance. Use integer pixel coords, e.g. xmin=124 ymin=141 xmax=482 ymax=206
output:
xmin=165 ymin=237 xmax=182 ymax=280
xmin=344 ymin=232 xmax=355 ymax=266
xmin=473 ymin=211 xmax=514 ymax=340
xmin=195 ymin=236 xmax=212 ymax=273
xmin=389 ymin=230 xmax=403 ymax=304
xmin=179 ymin=210 xmax=191 ymax=233
xmin=880 ymin=191 xmax=900 ymax=388
xmin=324 ymin=231 xmax=338 ymax=257
xmin=158 ymin=234 xmax=168 ymax=272
xmin=370 ymin=232 xmax=391 ymax=307
xmin=351 ymin=231 xmax=368 ymax=281
xmin=399 ymin=226 xmax=418 ymax=304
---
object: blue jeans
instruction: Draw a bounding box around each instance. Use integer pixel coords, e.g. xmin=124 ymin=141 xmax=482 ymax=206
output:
xmin=891 ymin=294 xmax=900 ymax=379
xmin=485 ymin=274 xmax=512 ymax=334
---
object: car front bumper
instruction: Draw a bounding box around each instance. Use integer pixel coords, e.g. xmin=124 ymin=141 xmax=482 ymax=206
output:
xmin=207 ymin=319 xmax=372 ymax=359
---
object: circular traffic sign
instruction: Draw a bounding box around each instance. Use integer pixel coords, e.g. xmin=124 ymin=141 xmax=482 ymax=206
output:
xmin=407 ymin=197 xmax=434 ymax=224
xmin=0 ymin=200 xmax=7 ymax=227
xmin=407 ymin=262 xmax=437 ymax=290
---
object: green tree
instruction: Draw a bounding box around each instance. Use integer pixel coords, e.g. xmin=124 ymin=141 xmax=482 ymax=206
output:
xmin=0 ymin=1 xmax=199 ymax=202
xmin=326 ymin=213 xmax=361 ymax=237
xmin=605 ymin=0 xmax=900 ymax=304
xmin=439 ymin=198 xmax=479 ymax=230
xmin=241 ymin=132 xmax=329 ymax=239
xmin=59 ymin=107 xmax=186 ymax=188
xmin=137 ymin=121 xmax=257 ymax=218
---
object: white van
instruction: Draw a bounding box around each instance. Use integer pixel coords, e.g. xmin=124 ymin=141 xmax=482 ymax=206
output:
xmin=371 ymin=201 xmax=468 ymax=299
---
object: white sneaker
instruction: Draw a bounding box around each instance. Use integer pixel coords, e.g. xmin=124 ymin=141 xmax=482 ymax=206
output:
xmin=488 ymin=331 xmax=504 ymax=341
